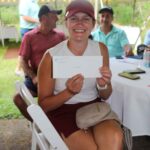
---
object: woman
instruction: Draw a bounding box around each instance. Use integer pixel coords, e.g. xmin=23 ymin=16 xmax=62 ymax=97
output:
xmin=38 ymin=1 xmax=123 ymax=150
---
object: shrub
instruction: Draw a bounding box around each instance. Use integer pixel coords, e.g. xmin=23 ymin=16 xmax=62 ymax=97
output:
xmin=0 ymin=6 xmax=19 ymax=25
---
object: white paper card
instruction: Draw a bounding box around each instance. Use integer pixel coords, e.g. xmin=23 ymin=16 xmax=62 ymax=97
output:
xmin=53 ymin=56 xmax=102 ymax=78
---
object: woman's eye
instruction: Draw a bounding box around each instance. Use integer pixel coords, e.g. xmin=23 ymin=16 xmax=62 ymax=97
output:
xmin=70 ymin=17 xmax=77 ymax=21
xmin=69 ymin=16 xmax=92 ymax=23
xmin=84 ymin=18 xmax=90 ymax=21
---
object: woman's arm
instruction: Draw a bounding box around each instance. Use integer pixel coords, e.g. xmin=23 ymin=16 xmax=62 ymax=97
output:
xmin=96 ymin=42 xmax=112 ymax=100
xmin=38 ymin=51 xmax=84 ymax=113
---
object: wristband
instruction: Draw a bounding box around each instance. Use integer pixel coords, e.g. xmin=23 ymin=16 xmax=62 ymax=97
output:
xmin=97 ymin=84 xmax=108 ymax=90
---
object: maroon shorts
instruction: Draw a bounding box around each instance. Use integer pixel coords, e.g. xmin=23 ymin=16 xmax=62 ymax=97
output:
xmin=46 ymin=98 xmax=101 ymax=138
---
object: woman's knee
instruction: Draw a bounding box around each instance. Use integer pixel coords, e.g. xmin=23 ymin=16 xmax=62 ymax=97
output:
xmin=107 ymin=124 xmax=123 ymax=144
xmin=94 ymin=120 xmax=123 ymax=147
xmin=104 ymin=121 xmax=123 ymax=139
xmin=64 ymin=130 xmax=97 ymax=150
xmin=103 ymin=124 xmax=123 ymax=149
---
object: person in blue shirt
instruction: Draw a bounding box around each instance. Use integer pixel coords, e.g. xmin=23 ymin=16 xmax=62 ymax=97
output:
xmin=144 ymin=30 xmax=150 ymax=46
xmin=92 ymin=6 xmax=133 ymax=57
xmin=15 ymin=0 xmax=40 ymax=76
xmin=19 ymin=0 xmax=39 ymax=37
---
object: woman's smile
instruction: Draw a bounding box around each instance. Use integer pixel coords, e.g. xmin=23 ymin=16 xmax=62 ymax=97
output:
xmin=73 ymin=29 xmax=85 ymax=33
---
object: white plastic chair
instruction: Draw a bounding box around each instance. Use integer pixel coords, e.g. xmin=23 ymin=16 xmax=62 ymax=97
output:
xmin=0 ymin=21 xmax=19 ymax=46
xmin=16 ymin=81 xmax=69 ymax=150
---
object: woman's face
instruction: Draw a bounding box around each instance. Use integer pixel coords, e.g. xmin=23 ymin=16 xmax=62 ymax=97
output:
xmin=65 ymin=12 xmax=95 ymax=41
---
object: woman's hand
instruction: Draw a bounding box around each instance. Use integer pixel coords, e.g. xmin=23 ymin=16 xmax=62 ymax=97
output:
xmin=97 ymin=66 xmax=112 ymax=87
xmin=66 ymin=74 xmax=84 ymax=95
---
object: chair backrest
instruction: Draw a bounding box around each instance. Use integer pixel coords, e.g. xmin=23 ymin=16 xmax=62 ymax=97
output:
xmin=0 ymin=21 xmax=19 ymax=46
xmin=16 ymin=81 xmax=69 ymax=150
xmin=0 ymin=20 xmax=5 ymax=46
xmin=16 ymin=81 xmax=36 ymax=106
xmin=27 ymin=104 xmax=69 ymax=150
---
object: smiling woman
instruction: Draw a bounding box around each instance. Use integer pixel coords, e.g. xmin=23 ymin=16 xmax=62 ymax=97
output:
xmin=37 ymin=1 xmax=123 ymax=150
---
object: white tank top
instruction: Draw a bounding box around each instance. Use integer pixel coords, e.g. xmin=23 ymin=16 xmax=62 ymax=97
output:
xmin=48 ymin=39 xmax=101 ymax=104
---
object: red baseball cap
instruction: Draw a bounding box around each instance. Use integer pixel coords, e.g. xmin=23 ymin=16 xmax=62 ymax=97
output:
xmin=65 ymin=0 xmax=95 ymax=20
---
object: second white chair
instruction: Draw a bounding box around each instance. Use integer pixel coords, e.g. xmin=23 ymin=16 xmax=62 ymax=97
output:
xmin=16 ymin=81 xmax=69 ymax=150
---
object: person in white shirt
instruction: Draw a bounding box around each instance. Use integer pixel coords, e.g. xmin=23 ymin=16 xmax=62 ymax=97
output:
xmin=38 ymin=1 xmax=123 ymax=150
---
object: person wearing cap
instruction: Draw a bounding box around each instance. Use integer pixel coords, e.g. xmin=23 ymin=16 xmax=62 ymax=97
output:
xmin=13 ymin=5 xmax=65 ymax=121
xmin=15 ymin=0 xmax=40 ymax=76
xmin=38 ymin=1 xmax=123 ymax=149
xmin=92 ymin=6 xmax=133 ymax=57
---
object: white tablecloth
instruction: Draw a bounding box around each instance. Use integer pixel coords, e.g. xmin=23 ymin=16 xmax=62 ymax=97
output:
xmin=109 ymin=58 xmax=150 ymax=136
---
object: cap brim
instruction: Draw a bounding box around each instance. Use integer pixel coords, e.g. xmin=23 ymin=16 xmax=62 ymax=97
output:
xmin=51 ymin=10 xmax=62 ymax=15
xmin=99 ymin=8 xmax=113 ymax=15
xmin=65 ymin=9 xmax=95 ymax=20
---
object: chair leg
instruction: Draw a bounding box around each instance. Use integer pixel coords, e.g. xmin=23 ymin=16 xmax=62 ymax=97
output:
xmin=31 ymin=131 xmax=37 ymax=150
xmin=1 ymin=38 xmax=5 ymax=47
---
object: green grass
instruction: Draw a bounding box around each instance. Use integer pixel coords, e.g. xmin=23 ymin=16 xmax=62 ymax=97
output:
xmin=0 ymin=41 xmax=23 ymax=119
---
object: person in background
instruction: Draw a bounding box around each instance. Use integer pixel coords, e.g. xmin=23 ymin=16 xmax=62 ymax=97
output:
xmin=15 ymin=0 xmax=40 ymax=76
xmin=19 ymin=0 xmax=39 ymax=37
xmin=144 ymin=30 xmax=150 ymax=46
xmin=13 ymin=5 xmax=65 ymax=121
xmin=92 ymin=6 xmax=133 ymax=57
xmin=38 ymin=1 xmax=123 ymax=150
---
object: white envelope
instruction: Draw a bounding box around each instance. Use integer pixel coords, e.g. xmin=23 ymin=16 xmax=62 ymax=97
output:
xmin=53 ymin=56 xmax=102 ymax=78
